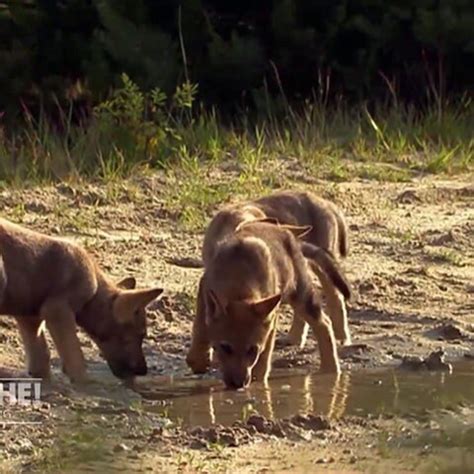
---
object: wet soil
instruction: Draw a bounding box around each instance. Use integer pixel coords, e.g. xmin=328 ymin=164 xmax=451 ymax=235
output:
xmin=0 ymin=171 xmax=473 ymax=472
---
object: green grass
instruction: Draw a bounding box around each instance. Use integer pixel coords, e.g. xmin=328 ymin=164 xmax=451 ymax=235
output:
xmin=1 ymin=76 xmax=472 ymax=230
xmin=386 ymin=227 xmax=420 ymax=243
xmin=162 ymin=134 xmax=281 ymax=229
xmin=425 ymin=248 xmax=466 ymax=267
xmin=356 ymin=163 xmax=412 ymax=182
xmin=29 ymin=422 xmax=112 ymax=472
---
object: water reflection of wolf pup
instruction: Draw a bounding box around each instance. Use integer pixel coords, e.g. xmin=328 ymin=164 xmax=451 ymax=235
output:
xmin=149 ymin=372 xmax=351 ymax=426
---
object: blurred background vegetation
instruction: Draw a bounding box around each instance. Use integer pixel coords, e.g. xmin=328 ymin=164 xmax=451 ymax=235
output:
xmin=1 ymin=0 xmax=473 ymax=118
xmin=0 ymin=0 xmax=472 ymax=181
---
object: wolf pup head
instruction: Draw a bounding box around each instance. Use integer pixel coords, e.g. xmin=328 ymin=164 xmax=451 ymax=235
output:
xmin=206 ymin=290 xmax=281 ymax=389
xmin=77 ymin=277 xmax=162 ymax=379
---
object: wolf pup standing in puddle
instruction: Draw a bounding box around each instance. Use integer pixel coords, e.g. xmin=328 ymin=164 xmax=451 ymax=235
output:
xmin=197 ymin=191 xmax=352 ymax=349
xmin=186 ymin=195 xmax=351 ymax=389
xmin=0 ymin=218 xmax=162 ymax=383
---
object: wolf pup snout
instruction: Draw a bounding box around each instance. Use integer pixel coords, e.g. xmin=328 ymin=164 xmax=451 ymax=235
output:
xmin=214 ymin=337 xmax=264 ymax=389
xmin=77 ymin=279 xmax=162 ymax=381
xmin=92 ymin=333 xmax=149 ymax=379
xmin=107 ymin=355 xmax=148 ymax=379
xmin=224 ymin=370 xmax=252 ymax=390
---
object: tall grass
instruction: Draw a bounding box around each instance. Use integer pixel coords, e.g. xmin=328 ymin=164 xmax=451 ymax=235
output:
xmin=0 ymin=74 xmax=472 ymax=186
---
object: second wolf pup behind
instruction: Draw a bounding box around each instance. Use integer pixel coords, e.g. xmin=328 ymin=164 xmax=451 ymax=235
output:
xmin=249 ymin=191 xmax=351 ymax=346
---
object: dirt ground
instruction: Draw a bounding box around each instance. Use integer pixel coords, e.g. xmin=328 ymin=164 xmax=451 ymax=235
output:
xmin=0 ymin=170 xmax=473 ymax=472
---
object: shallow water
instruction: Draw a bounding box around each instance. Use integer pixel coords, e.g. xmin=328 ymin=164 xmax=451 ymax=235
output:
xmin=135 ymin=360 xmax=474 ymax=427
xmin=14 ymin=360 xmax=472 ymax=473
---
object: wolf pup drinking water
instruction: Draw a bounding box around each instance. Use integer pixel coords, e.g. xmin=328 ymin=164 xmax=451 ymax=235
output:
xmin=0 ymin=218 xmax=162 ymax=383
xmin=199 ymin=191 xmax=352 ymax=349
xmin=186 ymin=214 xmax=351 ymax=389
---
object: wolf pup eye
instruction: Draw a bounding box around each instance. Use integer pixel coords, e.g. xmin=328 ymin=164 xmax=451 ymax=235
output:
xmin=219 ymin=342 xmax=233 ymax=355
xmin=247 ymin=345 xmax=259 ymax=360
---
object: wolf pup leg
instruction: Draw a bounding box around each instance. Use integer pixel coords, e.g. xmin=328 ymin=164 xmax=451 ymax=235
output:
xmin=40 ymin=298 xmax=87 ymax=383
xmin=186 ymin=277 xmax=213 ymax=374
xmin=285 ymin=315 xmax=309 ymax=349
xmin=251 ymin=328 xmax=277 ymax=383
xmin=313 ymin=312 xmax=340 ymax=374
xmin=318 ymin=271 xmax=351 ymax=345
xmin=293 ymin=293 xmax=340 ymax=374
xmin=301 ymin=243 xmax=351 ymax=346
xmin=15 ymin=317 xmax=51 ymax=379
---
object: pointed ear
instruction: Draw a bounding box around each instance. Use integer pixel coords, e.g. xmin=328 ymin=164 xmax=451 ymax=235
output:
xmin=249 ymin=294 xmax=281 ymax=318
xmin=256 ymin=217 xmax=279 ymax=225
xmin=281 ymin=224 xmax=312 ymax=239
xmin=207 ymin=289 xmax=226 ymax=318
xmin=132 ymin=288 xmax=164 ymax=308
xmin=117 ymin=276 xmax=137 ymax=290
xmin=114 ymin=288 xmax=164 ymax=322
xmin=235 ymin=217 xmax=280 ymax=232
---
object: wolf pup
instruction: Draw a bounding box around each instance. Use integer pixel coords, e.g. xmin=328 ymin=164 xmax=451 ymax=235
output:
xmin=0 ymin=218 xmax=162 ymax=383
xmin=187 ymin=220 xmax=351 ymax=389
xmin=200 ymin=191 xmax=351 ymax=348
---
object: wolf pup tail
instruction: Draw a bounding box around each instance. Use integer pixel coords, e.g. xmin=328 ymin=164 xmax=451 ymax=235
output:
xmin=301 ymin=243 xmax=351 ymax=300
xmin=334 ymin=209 xmax=349 ymax=258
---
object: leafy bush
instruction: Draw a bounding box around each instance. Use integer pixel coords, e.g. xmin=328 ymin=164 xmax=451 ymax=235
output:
xmin=0 ymin=74 xmax=198 ymax=180
xmin=94 ymin=73 xmax=198 ymax=167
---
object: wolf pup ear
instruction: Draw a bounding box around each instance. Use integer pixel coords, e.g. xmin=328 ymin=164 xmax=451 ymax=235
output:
xmin=117 ymin=277 xmax=137 ymax=290
xmin=235 ymin=217 xmax=280 ymax=233
xmin=114 ymin=288 xmax=164 ymax=324
xmin=207 ymin=289 xmax=226 ymax=319
xmin=281 ymin=224 xmax=312 ymax=239
xmin=134 ymin=288 xmax=163 ymax=309
xmin=250 ymin=294 xmax=281 ymax=319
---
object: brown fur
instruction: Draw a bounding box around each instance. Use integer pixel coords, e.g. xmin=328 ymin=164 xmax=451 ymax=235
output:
xmin=0 ymin=218 xmax=162 ymax=382
xmin=254 ymin=192 xmax=349 ymax=258
xmin=0 ymin=254 xmax=6 ymax=299
xmin=187 ymin=219 xmax=349 ymax=389
xmin=201 ymin=191 xmax=352 ymax=347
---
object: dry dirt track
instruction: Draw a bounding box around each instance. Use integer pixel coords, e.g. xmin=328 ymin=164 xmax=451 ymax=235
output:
xmin=0 ymin=172 xmax=473 ymax=472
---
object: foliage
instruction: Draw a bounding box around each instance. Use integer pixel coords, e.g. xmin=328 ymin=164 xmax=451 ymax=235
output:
xmin=0 ymin=74 xmax=198 ymax=180
xmin=0 ymin=74 xmax=471 ymax=185
xmin=0 ymin=0 xmax=473 ymax=119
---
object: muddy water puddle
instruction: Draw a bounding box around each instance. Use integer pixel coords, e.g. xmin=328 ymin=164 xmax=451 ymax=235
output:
xmin=135 ymin=360 xmax=474 ymax=427
xmin=6 ymin=361 xmax=472 ymax=472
